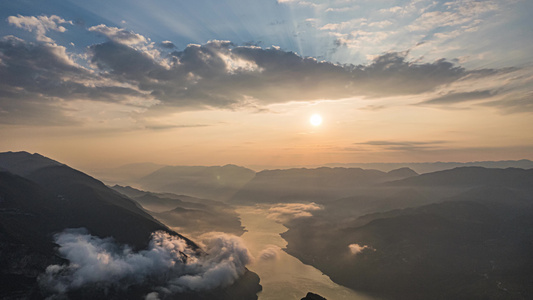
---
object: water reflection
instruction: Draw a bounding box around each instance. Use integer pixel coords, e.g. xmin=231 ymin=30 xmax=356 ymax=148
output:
xmin=237 ymin=205 xmax=374 ymax=300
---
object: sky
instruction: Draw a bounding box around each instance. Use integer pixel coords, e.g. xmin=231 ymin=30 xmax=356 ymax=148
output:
xmin=0 ymin=0 xmax=532 ymax=170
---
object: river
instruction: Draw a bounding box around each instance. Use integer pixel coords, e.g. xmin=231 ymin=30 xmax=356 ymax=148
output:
xmin=236 ymin=206 xmax=374 ymax=300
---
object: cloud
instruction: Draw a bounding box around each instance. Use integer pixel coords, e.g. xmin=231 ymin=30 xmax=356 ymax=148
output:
xmin=160 ymin=41 xmax=176 ymax=49
xmin=0 ymin=35 xmax=153 ymax=125
xmin=420 ymin=91 xmax=495 ymax=105
xmin=1 ymin=14 xmax=530 ymax=127
xmin=258 ymin=245 xmax=281 ymax=261
xmin=88 ymin=24 xmax=148 ymax=45
xmin=357 ymin=140 xmax=446 ymax=152
xmin=267 ymin=202 xmax=322 ymax=223
xmin=89 ymin=41 xmax=165 ymax=80
xmin=325 ymin=6 xmax=358 ymax=13
xmin=378 ymin=6 xmax=403 ymax=14
xmin=145 ymin=292 xmax=161 ymax=300
xmin=480 ymin=92 xmax=533 ymax=114
xmin=348 ymin=243 xmax=374 ymax=255
xmin=358 ymin=104 xmax=386 ymax=111
xmin=39 ymin=229 xmax=252 ymax=297
xmin=7 ymin=14 xmax=72 ymax=43
xmin=277 ymin=0 xmax=318 ymax=7
xmin=93 ymin=42 xmax=470 ymax=109
xmin=142 ymin=123 xmax=210 ymax=131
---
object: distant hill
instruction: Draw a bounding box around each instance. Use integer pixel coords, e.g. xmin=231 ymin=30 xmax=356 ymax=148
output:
xmin=325 ymin=159 xmax=533 ymax=173
xmin=387 ymin=166 xmax=533 ymax=188
xmin=139 ymin=165 xmax=256 ymax=201
xmin=230 ymin=167 xmax=418 ymax=204
xmin=0 ymin=152 xmax=260 ymax=299
xmin=87 ymin=162 xmax=165 ymax=186
xmin=112 ymin=185 xmax=245 ymax=237
xmin=281 ymin=167 xmax=533 ymax=300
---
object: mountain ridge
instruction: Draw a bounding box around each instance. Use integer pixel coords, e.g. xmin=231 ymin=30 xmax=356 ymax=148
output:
xmin=0 ymin=151 xmax=261 ymax=299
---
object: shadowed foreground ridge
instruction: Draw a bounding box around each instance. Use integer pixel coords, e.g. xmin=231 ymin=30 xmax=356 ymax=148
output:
xmin=301 ymin=292 xmax=327 ymax=300
xmin=0 ymin=151 xmax=261 ymax=299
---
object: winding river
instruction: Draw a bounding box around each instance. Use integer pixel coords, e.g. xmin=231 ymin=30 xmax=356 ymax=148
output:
xmin=236 ymin=206 xmax=374 ymax=300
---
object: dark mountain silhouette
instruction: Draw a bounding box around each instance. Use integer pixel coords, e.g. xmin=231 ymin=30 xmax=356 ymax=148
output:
xmin=282 ymin=168 xmax=533 ymax=300
xmin=138 ymin=165 xmax=256 ymax=201
xmin=0 ymin=151 xmax=63 ymax=176
xmin=386 ymin=167 xmax=418 ymax=179
xmin=0 ymin=152 xmax=260 ymax=299
xmin=113 ymin=185 xmax=192 ymax=212
xmin=388 ymin=166 xmax=533 ymax=188
xmin=0 ymin=152 xmax=181 ymax=249
xmin=301 ymin=292 xmax=327 ymax=300
xmin=112 ymin=184 xmax=226 ymax=211
xmin=112 ymin=185 xmax=245 ymax=236
xmin=230 ymin=167 xmax=418 ymax=204
xmin=325 ymin=159 xmax=533 ymax=173
xmin=317 ymin=188 xmax=431 ymax=222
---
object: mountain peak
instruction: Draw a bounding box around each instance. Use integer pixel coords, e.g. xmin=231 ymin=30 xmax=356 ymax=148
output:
xmin=387 ymin=167 xmax=418 ymax=178
xmin=0 ymin=151 xmax=63 ymax=176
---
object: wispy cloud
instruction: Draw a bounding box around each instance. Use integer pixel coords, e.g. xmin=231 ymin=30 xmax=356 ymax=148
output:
xmin=88 ymin=24 xmax=147 ymax=45
xmin=7 ymin=14 xmax=72 ymax=43
xmin=480 ymin=92 xmax=533 ymax=114
xmin=357 ymin=140 xmax=447 ymax=152
xmin=420 ymin=91 xmax=495 ymax=105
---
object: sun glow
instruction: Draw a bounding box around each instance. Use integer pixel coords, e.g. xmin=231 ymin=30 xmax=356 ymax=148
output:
xmin=310 ymin=114 xmax=322 ymax=126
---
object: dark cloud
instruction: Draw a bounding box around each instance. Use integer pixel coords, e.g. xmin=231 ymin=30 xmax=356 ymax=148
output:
xmin=90 ymin=41 xmax=165 ymax=80
xmin=143 ymin=124 xmax=210 ymax=131
xmin=0 ymin=36 xmax=148 ymax=124
xmin=357 ymin=140 xmax=446 ymax=151
xmin=420 ymin=90 xmax=495 ymax=105
xmin=1 ymin=27 xmax=528 ymax=126
xmin=480 ymin=92 xmax=533 ymax=114
xmin=87 ymin=41 xmax=471 ymax=110
xmin=358 ymin=104 xmax=386 ymax=111
xmin=0 ymin=36 xmax=81 ymax=124
xmin=0 ymin=35 xmax=146 ymax=103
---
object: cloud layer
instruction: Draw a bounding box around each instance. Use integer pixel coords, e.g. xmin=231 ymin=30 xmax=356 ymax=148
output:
xmin=39 ymin=229 xmax=252 ymax=297
xmin=1 ymin=11 xmax=532 ymax=127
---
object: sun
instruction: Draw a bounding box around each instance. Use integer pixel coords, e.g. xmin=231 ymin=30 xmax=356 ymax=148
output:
xmin=310 ymin=114 xmax=322 ymax=126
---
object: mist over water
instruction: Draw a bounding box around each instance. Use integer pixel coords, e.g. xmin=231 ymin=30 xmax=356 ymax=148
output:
xmin=237 ymin=205 xmax=374 ymax=300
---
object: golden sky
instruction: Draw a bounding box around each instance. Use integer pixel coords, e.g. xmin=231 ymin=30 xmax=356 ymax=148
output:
xmin=1 ymin=0 xmax=532 ymax=170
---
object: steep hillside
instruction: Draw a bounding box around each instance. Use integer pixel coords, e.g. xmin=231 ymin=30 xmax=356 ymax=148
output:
xmin=388 ymin=166 xmax=533 ymax=188
xmin=282 ymin=180 xmax=533 ymax=300
xmin=112 ymin=185 xmax=245 ymax=237
xmin=139 ymin=164 xmax=256 ymax=201
xmin=0 ymin=152 xmax=260 ymax=299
